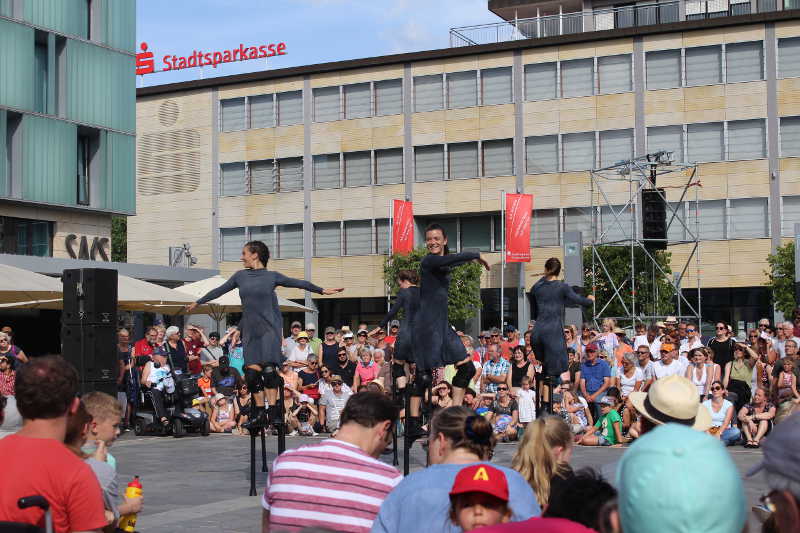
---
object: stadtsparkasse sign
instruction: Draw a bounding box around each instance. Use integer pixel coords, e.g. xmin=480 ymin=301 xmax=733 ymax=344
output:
xmin=135 ymin=41 xmax=287 ymax=75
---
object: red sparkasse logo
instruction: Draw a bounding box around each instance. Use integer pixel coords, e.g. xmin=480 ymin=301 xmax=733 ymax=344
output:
xmin=135 ymin=41 xmax=287 ymax=75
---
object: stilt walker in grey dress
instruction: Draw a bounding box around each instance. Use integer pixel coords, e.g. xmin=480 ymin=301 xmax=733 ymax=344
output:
xmin=405 ymin=223 xmax=490 ymax=442
xmin=186 ymin=241 xmax=343 ymax=431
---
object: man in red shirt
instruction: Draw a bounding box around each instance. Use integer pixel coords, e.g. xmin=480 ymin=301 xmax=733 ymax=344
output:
xmin=133 ymin=327 xmax=157 ymax=359
xmin=184 ymin=325 xmax=208 ymax=377
xmin=500 ymin=327 xmax=520 ymax=361
xmin=383 ymin=320 xmax=400 ymax=346
xmin=0 ymin=355 xmax=15 ymax=396
xmin=0 ymin=355 xmax=106 ymax=533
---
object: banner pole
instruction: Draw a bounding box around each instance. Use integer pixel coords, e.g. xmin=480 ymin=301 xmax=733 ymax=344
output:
xmin=388 ymin=200 xmax=394 ymax=312
xmin=501 ymin=190 xmax=506 ymax=330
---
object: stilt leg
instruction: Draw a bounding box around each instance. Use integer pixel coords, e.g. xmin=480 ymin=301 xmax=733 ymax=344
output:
xmin=276 ymin=375 xmax=286 ymax=454
xmin=403 ymin=383 xmax=411 ymax=476
xmin=261 ymin=427 xmax=268 ymax=472
xmin=249 ymin=429 xmax=257 ymax=496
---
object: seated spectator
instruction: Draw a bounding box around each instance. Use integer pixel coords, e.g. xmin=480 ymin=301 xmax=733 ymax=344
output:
xmin=353 ymin=347 xmax=380 ymax=389
xmin=288 ymin=394 xmax=318 ymax=436
xmin=512 ymin=415 xmax=574 ymax=510
xmin=484 ymin=385 xmax=519 ymax=442
xmin=318 ymin=365 xmax=352 ymax=398
xmin=212 ymin=355 xmax=243 ymax=398
xmin=210 ymin=393 xmax=237 ymax=433
xmin=580 ymin=343 xmax=611 ymax=421
xmin=702 ymin=380 xmax=741 ymax=446
xmin=196 ymin=364 xmax=216 ymax=416
xmin=0 ymin=355 xmax=106 ymax=532
xmin=738 ymin=386 xmax=776 ymax=448
xmin=297 ymin=354 xmax=321 ymax=403
xmin=543 ymin=469 xmax=617 ymax=531
xmin=432 ymin=382 xmax=455 ymax=411
xmin=578 ymin=397 xmax=624 ymax=446
xmin=319 ymin=375 xmax=352 ymax=433
xmin=449 ymin=464 xmax=512 ymax=531
xmin=628 ymin=374 xmax=712 ymax=438
xmin=0 ymin=331 xmax=28 ymax=365
xmin=372 ymin=406 xmax=539 ymax=533
xmin=616 ymin=423 xmax=746 ymax=533
xmin=0 ymin=394 xmax=22 ymax=439
xmin=333 ymin=347 xmax=357 ymax=388
xmin=140 ymin=352 xmax=175 ymax=426
xmin=0 ymin=355 xmax=15 ymax=397
xmin=233 ymin=382 xmax=251 ymax=435
xmin=262 ymin=391 xmax=401 ymax=532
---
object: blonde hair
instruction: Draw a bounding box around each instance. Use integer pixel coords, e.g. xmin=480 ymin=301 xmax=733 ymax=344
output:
xmin=602 ymin=318 xmax=616 ymax=330
xmin=0 ymin=332 xmax=9 ymax=342
xmin=511 ymin=415 xmax=573 ymax=507
xmin=82 ymin=391 xmax=122 ymax=422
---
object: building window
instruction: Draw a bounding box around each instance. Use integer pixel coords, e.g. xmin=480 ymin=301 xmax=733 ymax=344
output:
xmin=526 ymin=135 xmax=559 ymax=174
xmin=277 ymin=157 xmax=303 ymax=192
xmin=313 ymin=86 xmax=340 ymax=122
xmin=277 ymin=223 xmax=303 ymax=258
xmin=689 ymin=199 xmax=726 ymax=240
xmin=372 ymin=148 xmax=401 ymax=185
xmin=598 ymin=55 xmax=632 ymax=94
xmin=482 ymin=67 xmax=512 ymax=105
xmin=0 ymin=217 xmax=53 ymax=257
xmin=647 ymin=125 xmax=684 ymax=163
xmin=561 ymin=58 xmax=593 ymax=98
xmin=667 ymin=202 xmax=687 ymax=241
xmin=375 ymin=218 xmax=391 ymax=254
xmin=344 ymin=220 xmax=373 ymax=255
xmin=729 ymin=197 xmax=768 ymax=239
xmin=249 ymin=94 xmax=274 ymax=129
xmin=343 ymin=151 xmax=371 ymax=187
xmin=447 ymin=71 xmax=478 ymax=109
xmin=313 ymin=222 xmax=341 ymax=257
xmin=685 ymin=45 xmax=722 ymax=86
xmin=34 ymin=39 xmax=48 ymax=114
xmin=414 ymin=75 xmax=443 ymax=112
xmin=564 ymin=207 xmax=593 ymax=239
xmin=220 ymin=98 xmax=246 ymax=131
xmin=415 ymin=145 xmax=445 ymax=182
xmin=313 ymin=154 xmax=340 ymax=189
xmin=525 ymin=62 xmax=557 ymax=101
xmin=532 ymin=209 xmax=560 ymax=247
xmin=728 ymin=119 xmax=766 ymax=160
xmin=782 ymin=196 xmax=800 ymax=236
xmin=375 ymin=79 xmax=402 ymax=116
xmin=220 ymin=162 xmax=247 ymax=196
xmin=277 ymin=91 xmax=303 ymax=126
xmin=426 ymin=218 xmax=459 ymax=251
xmin=726 ymin=41 xmax=763 ymax=83
xmin=780 ymin=116 xmax=800 ymax=157
xmin=778 ymin=38 xmax=800 ymax=79
xmin=448 ymin=142 xmax=478 ymax=180
xmin=600 ymin=204 xmax=634 ymax=243
xmin=77 ymin=134 xmax=91 ymax=205
xmin=220 ymin=227 xmax=246 ymax=261
xmin=461 ymin=216 xmax=492 ymax=252
xmin=249 ymin=160 xmax=275 ymax=194
xmin=250 ymin=225 xmax=274 ymax=249
xmin=599 ymin=129 xmax=634 ymax=167
xmin=483 ymin=139 xmax=514 ymax=177
xmin=344 ymin=83 xmax=371 ymax=119
xmin=687 ymin=122 xmax=724 ymax=163
xmin=646 ymin=49 xmax=681 ymax=90
xmin=562 ymin=132 xmax=596 ymax=171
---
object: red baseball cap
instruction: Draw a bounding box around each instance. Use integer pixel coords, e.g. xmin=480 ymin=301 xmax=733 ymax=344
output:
xmin=449 ymin=464 xmax=509 ymax=502
xmin=585 ymin=343 xmax=600 ymax=352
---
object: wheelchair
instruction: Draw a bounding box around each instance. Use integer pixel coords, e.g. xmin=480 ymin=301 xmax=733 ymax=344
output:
xmin=0 ymin=495 xmax=54 ymax=533
xmin=133 ymin=372 xmax=209 ymax=438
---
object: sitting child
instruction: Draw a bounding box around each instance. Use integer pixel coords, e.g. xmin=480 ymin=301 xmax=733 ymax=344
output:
xmin=449 ymin=464 xmax=512 ymax=532
xmin=579 ymin=397 xmax=625 ymax=446
xmin=210 ymin=393 xmax=237 ymax=433
xmin=289 ymin=394 xmax=318 ymax=436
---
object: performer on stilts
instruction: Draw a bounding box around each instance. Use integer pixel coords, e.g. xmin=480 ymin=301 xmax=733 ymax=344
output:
xmin=186 ymin=241 xmax=343 ymax=431
xmin=529 ymin=257 xmax=593 ymax=413
xmin=407 ymin=223 xmax=490 ymax=441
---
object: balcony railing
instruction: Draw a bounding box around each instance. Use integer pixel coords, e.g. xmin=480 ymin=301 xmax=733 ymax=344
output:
xmin=449 ymin=0 xmax=784 ymax=46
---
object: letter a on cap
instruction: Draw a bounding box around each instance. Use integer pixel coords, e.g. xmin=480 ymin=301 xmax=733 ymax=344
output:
xmin=473 ymin=466 xmax=490 ymax=482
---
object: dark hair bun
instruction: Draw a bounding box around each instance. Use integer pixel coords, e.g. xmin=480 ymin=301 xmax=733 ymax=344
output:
xmin=464 ymin=415 xmax=493 ymax=445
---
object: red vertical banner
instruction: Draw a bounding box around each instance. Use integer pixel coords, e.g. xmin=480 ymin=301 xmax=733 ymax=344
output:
xmin=505 ymin=193 xmax=533 ymax=263
xmin=392 ymin=199 xmax=414 ymax=255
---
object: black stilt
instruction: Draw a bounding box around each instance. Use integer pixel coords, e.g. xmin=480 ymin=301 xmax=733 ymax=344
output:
xmin=249 ymin=426 xmax=257 ymax=496
xmin=276 ymin=376 xmax=286 ymax=454
xmin=425 ymin=371 xmax=434 ymax=468
xmin=391 ymin=376 xmax=399 ymax=467
xmin=403 ymin=380 xmax=412 ymax=476
xmin=261 ymin=427 xmax=268 ymax=472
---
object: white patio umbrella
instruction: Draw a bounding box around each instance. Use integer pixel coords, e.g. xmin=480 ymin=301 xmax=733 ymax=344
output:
xmin=0 ymin=263 xmax=63 ymax=304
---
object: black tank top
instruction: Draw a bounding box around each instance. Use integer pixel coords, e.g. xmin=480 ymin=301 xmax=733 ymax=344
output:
xmin=511 ymin=361 xmax=531 ymax=387
xmin=321 ymin=342 xmax=340 ymax=370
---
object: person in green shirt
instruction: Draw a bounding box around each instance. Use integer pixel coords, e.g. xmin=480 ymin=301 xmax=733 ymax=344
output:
xmin=305 ymin=323 xmax=323 ymax=357
xmin=579 ymin=397 xmax=625 ymax=446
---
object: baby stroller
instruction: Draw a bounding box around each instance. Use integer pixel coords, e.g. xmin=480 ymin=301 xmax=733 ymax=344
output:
xmin=133 ymin=353 xmax=209 ymax=438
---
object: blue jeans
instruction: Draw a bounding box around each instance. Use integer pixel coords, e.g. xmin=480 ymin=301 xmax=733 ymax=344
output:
xmin=721 ymin=427 xmax=741 ymax=446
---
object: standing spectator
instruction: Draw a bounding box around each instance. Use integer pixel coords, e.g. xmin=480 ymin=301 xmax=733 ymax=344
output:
xmin=702 ymin=380 xmax=740 ymax=446
xmin=373 ymin=406 xmax=539 ymax=533
xmin=633 ymin=324 xmax=662 ymax=361
xmin=286 ymin=331 xmax=312 ymax=370
xmin=483 ymin=344 xmax=511 ymax=394
xmin=685 ymin=347 xmax=710 ymax=399
xmin=579 ymin=343 xmax=611 ymax=420
xmin=297 ymin=354 xmax=321 ymax=403
xmin=508 ymin=346 xmax=534 ymax=396
xmin=738 ymin=387 xmax=776 ymax=448
xmin=476 ymin=331 xmax=490 ymax=362
xmin=384 ymin=320 xmax=400 ymax=346
xmin=355 ymin=328 xmax=373 ymax=354
xmin=679 ymin=323 xmax=703 ymax=357
xmin=305 ymin=323 xmax=322 ymax=356
xmin=212 ymin=355 xmax=243 ymax=397
xmin=0 ymin=331 xmax=28 ymax=365
xmin=488 ymin=328 xmax=503 ymax=357
xmin=184 ymin=325 xmax=208 ymax=377
xmin=343 ymin=330 xmax=358 ymax=360
xmin=772 ymin=339 xmax=800 ymax=387
xmin=282 ymin=320 xmax=303 ymax=357
xmin=200 ymin=331 xmax=224 ymax=367
xmin=652 ymin=343 xmax=683 ymax=380
xmin=115 ymin=329 xmax=133 ymax=428
xmin=0 ymin=355 xmax=15 ymax=397
xmin=512 ymin=415 xmax=574 ymax=509
xmin=318 ymin=374 xmax=352 ymax=432
xmin=517 ymin=376 xmax=537 ymax=428
xmin=333 ymin=347 xmax=357 ymax=388
xmin=707 ymin=321 xmax=736 ymax=371
xmin=0 ymin=356 xmax=106 ymax=532
xmin=221 ymin=326 xmax=245 ymax=376
xmin=320 ymin=326 xmax=340 ymax=369
xmin=164 ymin=325 xmax=188 ymax=374
xmin=501 ymin=327 xmax=520 ymax=360
xmin=262 ymin=391 xmax=400 ymax=532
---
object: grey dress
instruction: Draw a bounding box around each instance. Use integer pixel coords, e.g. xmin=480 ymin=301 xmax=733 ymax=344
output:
xmin=378 ymin=286 xmax=419 ymax=364
xmin=529 ymin=277 xmax=593 ymax=377
xmin=415 ymin=251 xmax=479 ymax=370
xmin=195 ymin=269 xmax=323 ymax=366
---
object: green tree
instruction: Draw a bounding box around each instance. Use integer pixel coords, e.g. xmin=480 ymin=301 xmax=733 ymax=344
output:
xmin=584 ymin=245 xmax=673 ymax=321
xmin=383 ymin=248 xmax=483 ymax=322
xmin=111 ymin=216 xmax=127 ymax=263
xmin=766 ymin=241 xmax=795 ymax=317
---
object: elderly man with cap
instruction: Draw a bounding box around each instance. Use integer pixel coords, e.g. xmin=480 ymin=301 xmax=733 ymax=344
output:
xmin=282 ymin=320 xmax=303 ymax=357
xmin=580 ymin=343 xmax=611 ymax=420
xmin=633 ymin=324 xmax=663 ymax=361
xmin=653 ymin=343 xmax=683 ymax=380
xmin=305 ymin=322 xmax=322 ymax=356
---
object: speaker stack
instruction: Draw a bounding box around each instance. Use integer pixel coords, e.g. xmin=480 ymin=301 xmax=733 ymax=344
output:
xmin=61 ymin=268 xmax=119 ymax=395
xmin=641 ymin=188 xmax=668 ymax=251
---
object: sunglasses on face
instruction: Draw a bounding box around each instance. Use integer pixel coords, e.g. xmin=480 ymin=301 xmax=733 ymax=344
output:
xmin=687 ymin=329 xmax=695 ymax=333
xmin=332 ymin=382 xmax=343 ymax=386
xmin=497 ymin=387 xmax=508 ymax=391
xmin=321 ymin=370 xmax=329 ymax=374
xmin=637 ymin=350 xmax=649 ymax=354
xmin=711 ymin=386 xmax=722 ymax=391
xmin=716 ymin=327 xmax=726 ymax=330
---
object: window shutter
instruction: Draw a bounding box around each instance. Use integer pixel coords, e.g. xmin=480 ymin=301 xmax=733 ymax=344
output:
xmin=415 ymin=145 xmax=445 ymax=181
xmin=220 ymin=98 xmax=245 ymax=131
xmin=461 ymin=216 xmax=492 ymax=251
xmin=344 ymin=151 xmax=371 ymax=187
xmin=278 ymin=224 xmax=303 ymax=258
xmin=563 ymin=132 xmax=596 ymax=171
xmin=375 ymin=148 xmax=403 ymax=185
xmin=778 ymin=38 xmax=800 ymax=78
xmin=782 ymin=196 xmax=800 ymax=236
xmin=729 ymin=197 xmax=768 ymax=238
xmin=277 ymin=157 xmax=303 ymax=192
xmin=250 ymin=225 xmax=275 ymax=250
xmin=600 ymin=204 xmax=634 ymax=243
xmin=564 ymin=207 xmax=594 ymax=240
xmin=781 ymin=116 xmax=800 ymax=157
xmin=249 ymin=160 xmax=275 ymax=194
xmin=483 ymin=139 xmax=514 ymax=176
xmin=482 ymin=67 xmax=512 ymax=105
xmin=526 ymin=135 xmax=559 ymax=173
xmin=599 ymin=129 xmax=634 ymax=167
xmin=375 ymin=218 xmax=391 ymax=254
xmin=249 ymin=94 xmax=274 ymax=129
xmin=344 ymin=83 xmax=371 ymax=119
xmin=666 ymin=202 xmax=686 ymax=241
xmin=447 ymin=71 xmax=478 ymax=109
xmin=448 ymin=142 xmax=479 ymax=179
xmin=647 ymin=125 xmax=684 ymax=163
xmin=598 ymin=55 xmax=632 ymax=94
xmin=277 ymin=91 xmax=303 ymax=126
xmin=220 ymin=162 xmax=247 ymax=196
xmin=313 ymin=154 xmax=340 ymax=189
xmin=561 ymin=58 xmax=593 ymax=98
xmin=344 ymin=220 xmax=373 ymax=255
xmin=220 ymin=228 xmax=246 ymax=261
xmin=531 ymin=209 xmax=560 ymax=247
xmin=314 ymin=86 xmax=340 ymax=122
xmin=689 ymin=200 xmax=725 ymax=240
xmin=525 ymin=62 xmax=557 ymax=101
xmin=375 ymin=79 xmax=402 ymax=116
xmin=728 ymin=119 xmax=765 ymax=160
xmin=646 ymin=50 xmax=681 ymax=89
xmin=726 ymin=41 xmax=763 ymax=83
xmin=414 ymin=75 xmax=443 ymax=112
xmin=314 ymin=222 xmax=341 ymax=257
xmin=685 ymin=46 xmax=722 ymax=86
xmin=687 ymin=122 xmax=723 ymax=162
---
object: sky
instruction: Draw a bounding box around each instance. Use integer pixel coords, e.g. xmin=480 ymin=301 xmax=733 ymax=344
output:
xmin=136 ymin=0 xmax=496 ymax=87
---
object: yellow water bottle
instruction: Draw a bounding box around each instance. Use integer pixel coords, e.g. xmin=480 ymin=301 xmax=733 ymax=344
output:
xmin=118 ymin=476 xmax=142 ymax=532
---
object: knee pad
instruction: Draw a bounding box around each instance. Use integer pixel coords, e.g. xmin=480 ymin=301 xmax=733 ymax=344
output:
xmin=244 ymin=368 xmax=264 ymax=393
xmin=261 ymin=364 xmax=282 ymax=389
xmin=410 ymin=370 xmax=433 ymax=397
xmin=391 ymin=362 xmax=406 ymax=381
xmin=452 ymin=362 xmax=476 ymax=389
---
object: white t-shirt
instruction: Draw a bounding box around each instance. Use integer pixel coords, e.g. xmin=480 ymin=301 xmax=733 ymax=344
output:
xmin=618 ymin=367 xmax=644 ymax=398
xmin=320 ymin=390 xmax=352 ymax=424
xmin=679 ymin=337 xmax=703 ymax=356
xmin=702 ymin=398 xmax=734 ymax=429
xmin=653 ymin=359 xmax=683 ymax=380
xmin=637 ymin=360 xmax=656 ymax=383
xmin=516 ymin=388 xmax=537 ymax=423
xmin=634 ymin=335 xmax=662 ymax=360
xmin=287 ymin=345 xmax=312 ymax=365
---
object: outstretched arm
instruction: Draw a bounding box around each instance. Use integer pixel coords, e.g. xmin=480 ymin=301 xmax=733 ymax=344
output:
xmin=378 ymin=290 xmax=407 ymax=329
xmin=274 ymin=272 xmax=343 ymax=295
xmin=563 ymin=283 xmax=594 ymax=307
xmin=422 ymin=251 xmax=482 ymax=270
xmin=191 ymin=274 xmax=239 ymax=309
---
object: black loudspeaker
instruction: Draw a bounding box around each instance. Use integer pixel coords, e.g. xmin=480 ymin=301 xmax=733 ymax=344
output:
xmin=62 ymin=268 xmax=118 ymax=325
xmin=641 ymin=188 xmax=667 ymax=250
xmin=61 ymin=324 xmax=117 ymax=383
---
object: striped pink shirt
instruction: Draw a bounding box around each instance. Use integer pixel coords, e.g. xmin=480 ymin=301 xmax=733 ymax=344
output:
xmin=262 ymin=438 xmax=402 ymax=532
